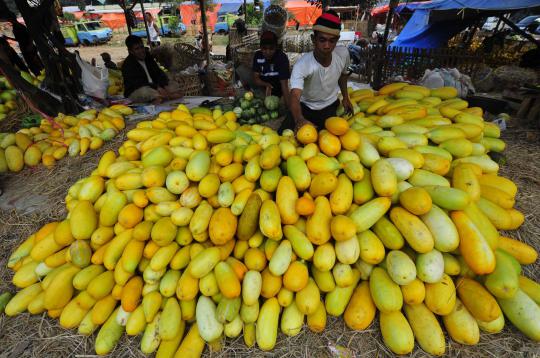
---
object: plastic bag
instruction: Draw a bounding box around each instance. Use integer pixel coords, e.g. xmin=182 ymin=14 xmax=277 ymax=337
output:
xmin=75 ymin=52 xmax=109 ymax=99
xmin=420 ymin=68 xmax=475 ymax=98
xmin=420 ymin=69 xmax=444 ymax=89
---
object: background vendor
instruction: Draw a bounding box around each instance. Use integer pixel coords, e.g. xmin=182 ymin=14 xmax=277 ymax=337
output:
xmin=288 ymin=11 xmax=352 ymax=130
xmin=252 ymin=31 xmax=290 ymax=107
xmin=122 ymin=35 xmax=181 ymax=104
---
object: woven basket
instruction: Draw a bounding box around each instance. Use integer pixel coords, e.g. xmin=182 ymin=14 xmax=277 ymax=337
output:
xmin=0 ymin=98 xmax=31 ymax=133
xmin=263 ymin=116 xmax=285 ymax=131
xmin=171 ymin=42 xmax=205 ymax=72
xmin=235 ymin=46 xmax=257 ymax=67
xmin=173 ymin=73 xmax=203 ymax=96
xmin=205 ymin=71 xmax=236 ymax=97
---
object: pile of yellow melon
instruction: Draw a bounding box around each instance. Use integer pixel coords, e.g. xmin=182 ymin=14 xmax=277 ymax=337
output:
xmin=0 ymin=75 xmax=19 ymax=121
xmin=108 ymin=70 xmax=124 ymax=97
xmin=3 ymin=84 xmax=539 ymax=358
xmin=0 ymin=105 xmax=131 ymax=172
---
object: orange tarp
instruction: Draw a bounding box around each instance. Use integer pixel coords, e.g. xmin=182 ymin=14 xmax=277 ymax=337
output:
xmin=65 ymin=9 xmax=164 ymax=29
xmin=285 ymin=0 xmax=322 ymax=26
xmin=179 ymin=4 xmax=222 ymax=30
xmin=100 ymin=13 xmax=127 ymax=29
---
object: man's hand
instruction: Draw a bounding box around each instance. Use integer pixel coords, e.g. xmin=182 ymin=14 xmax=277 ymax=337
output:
xmin=265 ymin=84 xmax=273 ymax=97
xmin=342 ymin=96 xmax=354 ymax=115
xmin=157 ymin=87 xmax=168 ymax=96
xmin=294 ymin=117 xmax=314 ymax=132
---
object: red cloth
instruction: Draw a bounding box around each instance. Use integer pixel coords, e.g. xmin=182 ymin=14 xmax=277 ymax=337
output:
xmin=285 ymin=0 xmax=322 ymax=26
xmin=179 ymin=4 xmax=222 ymax=30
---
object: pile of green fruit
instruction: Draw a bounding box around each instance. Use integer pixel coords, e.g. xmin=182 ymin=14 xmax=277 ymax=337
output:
xmin=233 ymin=92 xmax=281 ymax=125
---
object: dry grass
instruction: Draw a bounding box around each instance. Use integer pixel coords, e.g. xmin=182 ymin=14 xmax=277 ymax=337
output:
xmin=0 ymin=128 xmax=539 ymax=358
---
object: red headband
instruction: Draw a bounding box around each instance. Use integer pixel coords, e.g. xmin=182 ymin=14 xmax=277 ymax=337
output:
xmin=320 ymin=12 xmax=341 ymax=24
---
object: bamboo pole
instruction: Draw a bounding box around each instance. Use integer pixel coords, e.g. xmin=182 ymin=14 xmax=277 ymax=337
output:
xmin=373 ymin=0 xmax=398 ymax=89
xmin=139 ymin=0 xmax=152 ymax=46
xmin=200 ymin=0 xmax=210 ymax=65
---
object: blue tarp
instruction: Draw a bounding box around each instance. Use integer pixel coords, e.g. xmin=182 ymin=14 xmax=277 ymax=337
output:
xmin=218 ymin=3 xmax=242 ymax=15
xmin=211 ymin=0 xmax=274 ymax=15
xmin=391 ymin=0 xmax=540 ymax=48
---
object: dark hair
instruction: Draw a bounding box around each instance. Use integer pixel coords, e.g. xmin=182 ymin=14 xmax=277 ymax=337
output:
xmin=260 ymin=31 xmax=277 ymax=47
xmin=313 ymin=30 xmax=339 ymax=39
xmin=324 ymin=9 xmax=339 ymax=18
xmin=125 ymin=35 xmax=143 ymax=49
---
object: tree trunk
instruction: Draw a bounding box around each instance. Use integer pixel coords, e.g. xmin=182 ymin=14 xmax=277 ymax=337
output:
xmin=200 ymin=0 xmax=210 ymax=65
xmin=0 ymin=0 xmax=84 ymax=116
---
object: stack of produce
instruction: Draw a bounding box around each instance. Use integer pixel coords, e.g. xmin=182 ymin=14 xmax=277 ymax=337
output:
xmin=233 ymin=91 xmax=282 ymax=125
xmin=0 ymin=76 xmax=20 ymax=121
xmin=0 ymin=105 xmax=131 ymax=172
xmin=108 ymin=70 xmax=124 ymax=97
xmin=0 ymin=70 xmax=47 ymax=122
xmin=3 ymin=84 xmax=540 ymax=358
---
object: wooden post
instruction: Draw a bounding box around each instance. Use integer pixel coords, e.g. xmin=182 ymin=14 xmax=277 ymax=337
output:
xmin=373 ymin=0 xmax=398 ymax=89
xmin=126 ymin=10 xmax=132 ymax=35
xmin=139 ymin=0 xmax=152 ymax=45
xmin=200 ymin=0 xmax=210 ymax=65
xmin=498 ymin=15 xmax=540 ymax=47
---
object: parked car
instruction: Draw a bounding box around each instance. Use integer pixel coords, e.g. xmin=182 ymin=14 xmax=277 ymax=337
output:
xmin=482 ymin=17 xmax=500 ymax=31
xmin=214 ymin=14 xmax=239 ymax=34
xmin=62 ymin=21 xmax=113 ymax=46
xmin=132 ymin=15 xmax=186 ymax=38
xmin=516 ymin=15 xmax=540 ymax=33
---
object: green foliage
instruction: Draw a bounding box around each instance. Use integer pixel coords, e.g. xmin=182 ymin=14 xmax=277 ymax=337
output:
xmin=62 ymin=12 xmax=76 ymax=22
xmin=245 ymin=3 xmax=263 ymax=26
xmin=167 ymin=15 xmax=180 ymax=33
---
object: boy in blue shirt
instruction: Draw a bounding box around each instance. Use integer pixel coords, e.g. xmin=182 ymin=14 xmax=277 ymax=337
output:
xmin=252 ymin=31 xmax=290 ymax=107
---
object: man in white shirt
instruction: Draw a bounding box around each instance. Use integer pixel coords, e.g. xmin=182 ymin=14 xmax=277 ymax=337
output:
xmin=146 ymin=12 xmax=161 ymax=47
xmin=288 ymin=10 xmax=353 ymax=130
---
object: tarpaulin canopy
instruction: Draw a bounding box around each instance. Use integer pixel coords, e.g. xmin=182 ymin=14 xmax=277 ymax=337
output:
xmin=135 ymin=8 xmax=161 ymax=19
xmin=371 ymin=2 xmax=427 ymax=16
xmin=218 ymin=3 xmax=242 ymax=15
xmin=286 ymin=0 xmax=322 ymax=26
xmin=63 ymin=8 xmax=164 ymax=29
xmin=391 ymin=0 xmax=540 ymax=48
xmin=100 ymin=13 xmax=128 ymax=29
xmin=179 ymin=3 xmax=222 ymax=29
xmin=213 ymin=0 xmax=273 ymax=15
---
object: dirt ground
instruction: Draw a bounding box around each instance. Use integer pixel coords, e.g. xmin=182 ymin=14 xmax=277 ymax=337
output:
xmin=0 ymin=121 xmax=539 ymax=357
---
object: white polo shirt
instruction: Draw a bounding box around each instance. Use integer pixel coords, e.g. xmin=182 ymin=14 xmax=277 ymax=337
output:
xmin=290 ymin=46 xmax=350 ymax=110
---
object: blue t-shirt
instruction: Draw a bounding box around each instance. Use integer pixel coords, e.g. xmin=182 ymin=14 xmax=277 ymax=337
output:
xmin=252 ymin=49 xmax=290 ymax=97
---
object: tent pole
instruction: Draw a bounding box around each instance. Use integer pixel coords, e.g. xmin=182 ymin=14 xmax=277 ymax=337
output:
xmin=200 ymin=0 xmax=210 ymax=65
xmin=140 ymin=0 xmax=152 ymax=46
xmin=493 ymin=17 xmax=503 ymax=33
xmin=498 ymin=15 xmax=540 ymax=47
xmin=373 ymin=0 xmax=398 ymax=89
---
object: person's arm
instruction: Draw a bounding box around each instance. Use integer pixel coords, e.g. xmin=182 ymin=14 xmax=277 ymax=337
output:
xmin=339 ymin=49 xmax=353 ymax=115
xmin=251 ymin=52 xmax=270 ymax=92
xmin=253 ymin=72 xmax=272 ymax=92
xmin=280 ymin=79 xmax=290 ymax=108
xmin=289 ymin=59 xmax=313 ymax=129
xmin=278 ymin=52 xmax=291 ymax=107
xmin=153 ymin=22 xmax=161 ymax=34
xmin=149 ymin=56 xmax=168 ymax=87
xmin=290 ymin=88 xmax=308 ymax=129
xmin=338 ymin=74 xmax=352 ymax=114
